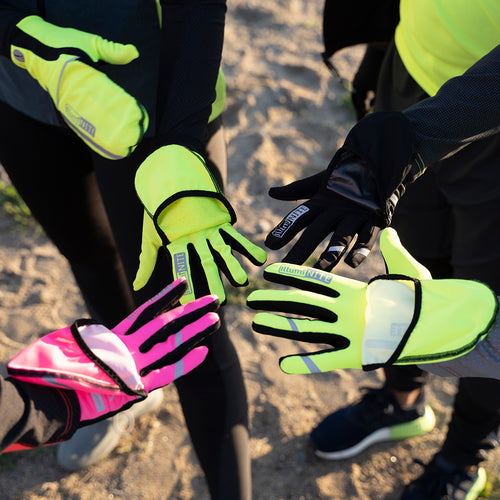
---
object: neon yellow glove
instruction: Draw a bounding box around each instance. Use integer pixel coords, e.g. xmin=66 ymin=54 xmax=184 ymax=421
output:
xmin=10 ymin=15 xmax=148 ymax=159
xmin=134 ymin=145 xmax=267 ymax=304
xmin=247 ymin=228 xmax=497 ymax=373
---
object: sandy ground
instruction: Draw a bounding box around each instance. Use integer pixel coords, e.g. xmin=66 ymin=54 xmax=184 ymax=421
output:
xmin=0 ymin=1 xmax=498 ymax=499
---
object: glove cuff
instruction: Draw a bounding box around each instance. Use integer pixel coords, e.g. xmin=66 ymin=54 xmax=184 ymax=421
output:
xmin=363 ymin=274 xmax=498 ymax=370
xmin=135 ymin=145 xmax=236 ymax=235
xmin=8 ymin=320 xmax=146 ymax=397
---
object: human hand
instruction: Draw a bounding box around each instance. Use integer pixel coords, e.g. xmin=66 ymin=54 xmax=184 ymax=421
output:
xmin=8 ymin=278 xmax=220 ymax=423
xmin=134 ymin=145 xmax=267 ymax=303
xmin=249 ymin=228 xmax=496 ymax=373
xmin=266 ymin=112 xmax=424 ymax=271
xmin=10 ymin=15 xmax=148 ymax=159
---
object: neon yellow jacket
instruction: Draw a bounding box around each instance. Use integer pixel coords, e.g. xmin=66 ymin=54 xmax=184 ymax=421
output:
xmin=395 ymin=0 xmax=500 ymax=96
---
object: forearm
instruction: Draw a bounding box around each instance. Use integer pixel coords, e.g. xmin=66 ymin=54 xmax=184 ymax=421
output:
xmin=155 ymin=0 xmax=226 ymax=153
xmin=419 ymin=301 xmax=500 ymax=379
xmin=404 ymin=44 xmax=500 ymax=167
xmin=0 ymin=377 xmax=79 ymax=451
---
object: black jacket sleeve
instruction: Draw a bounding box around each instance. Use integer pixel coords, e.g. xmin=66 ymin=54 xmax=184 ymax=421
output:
xmin=154 ymin=0 xmax=226 ymax=154
xmin=0 ymin=376 xmax=79 ymax=452
xmin=0 ymin=6 xmax=29 ymax=57
xmin=403 ymin=44 xmax=500 ymax=167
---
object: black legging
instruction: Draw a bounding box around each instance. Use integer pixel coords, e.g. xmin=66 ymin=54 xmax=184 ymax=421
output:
xmin=0 ymin=100 xmax=250 ymax=500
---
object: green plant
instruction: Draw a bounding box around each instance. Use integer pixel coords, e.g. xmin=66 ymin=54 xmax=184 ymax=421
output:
xmin=0 ymin=180 xmax=35 ymax=229
xmin=479 ymin=473 xmax=500 ymax=498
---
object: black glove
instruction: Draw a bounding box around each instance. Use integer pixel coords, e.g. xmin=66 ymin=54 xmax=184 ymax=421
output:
xmin=265 ymin=112 xmax=424 ymax=271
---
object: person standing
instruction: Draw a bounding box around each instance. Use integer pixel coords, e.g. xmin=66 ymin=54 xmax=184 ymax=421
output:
xmin=0 ymin=2 xmax=266 ymax=499
xmin=265 ymin=2 xmax=500 ymax=498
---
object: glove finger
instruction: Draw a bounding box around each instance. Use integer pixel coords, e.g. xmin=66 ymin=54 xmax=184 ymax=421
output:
xmin=256 ymin=262 xmax=365 ymax=298
xmin=247 ymin=290 xmax=338 ymax=322
xmin=268 ymin=171 xmax=326 ymax=201
xmin=133 ymin=212 xmax=162 ymax=291
xmin=191 ymin=236 xmax=227 ymax=303
xmin=279 ymin=346 xmax=362 ymax=373
xmin=265 ymin=202 xmax=321 ymax=250
xmin=279 ymin=352 xmax=331 ymax=374
xmin=248 ymin=271 xmax=366 ymax=324
xmin=138 ymin=294 xmax=220 ymax=353
xmin=114 ymin=278 xmax=189 ymax=336
xmin=252 ymin=312 xmax=347 ymax=347
xmin=379 ymin=228 xmax=432 ymax=278
xmin=95 ymin=37 xmax=139 ymax=65
xmin=139 ymin=312 xmax=220 ymax=376
xmin=282 ymin=209 xmax=338 ymax=265
xmin=313 ymin=216 xmax=360 ymax=271
xmin=220 ymin=225 xmax=267 ymax=266
xmin=141 ymin=345 xmax=209 ymax=390
xmin=343 ymin=221 xmax=381 ymax=268
xmin=167 ymin=240 xmax=201 ymax=304
xmin=252 ymin=312 xmax=351 ymax=375
xmin=207 ymin=231 xmax=249 ymax=287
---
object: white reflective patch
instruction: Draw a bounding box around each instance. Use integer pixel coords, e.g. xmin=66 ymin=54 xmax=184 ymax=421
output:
xmin=328 ymin=245 xmax=345 ymax=253
xmin=362 ymin=280 xmax=415 ymax=365
xmin=357 ymin=247 xmax=370 ymax=257
xmin=79 ymin=324 xmax=144 ymax=393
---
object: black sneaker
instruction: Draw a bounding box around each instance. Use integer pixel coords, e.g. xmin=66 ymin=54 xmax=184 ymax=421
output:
xmin=400 ymin=454 xmax=487 ymax=500
xmin=310 ymin=386 xmax=435 ymax=460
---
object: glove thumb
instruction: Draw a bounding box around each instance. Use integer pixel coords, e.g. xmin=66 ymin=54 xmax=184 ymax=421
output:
xmin=94 ymin=37 xmax=139 ymax=65
xmin=133 ymin=213 xmax=162 ymax=291
xmin=379 ymin=228 xmax=432 ymax=279
xmin=268 ymin=171 xmax=326 ymax=201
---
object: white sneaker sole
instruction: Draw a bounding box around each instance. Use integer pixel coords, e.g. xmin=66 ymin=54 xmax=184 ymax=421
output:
xmin=314 ymin=405 xmax=435 ymax=461
xmin=57 ymin=389 xmax=164 ymax=471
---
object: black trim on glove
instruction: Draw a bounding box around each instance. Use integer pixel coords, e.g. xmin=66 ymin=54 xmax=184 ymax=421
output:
xmin=151 ymin=190 xmax=238 ymax=246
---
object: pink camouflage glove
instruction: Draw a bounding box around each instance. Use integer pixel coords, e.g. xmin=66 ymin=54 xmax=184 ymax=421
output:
xmin=7 ymin=278 xmax=219 ymax=431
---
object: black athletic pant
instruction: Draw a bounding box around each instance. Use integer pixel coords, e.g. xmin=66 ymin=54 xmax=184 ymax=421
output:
xmin=0 ymin=100 xmax=250 ymax=499
xmin=376 ymin=41 xmax=500 ymax=467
